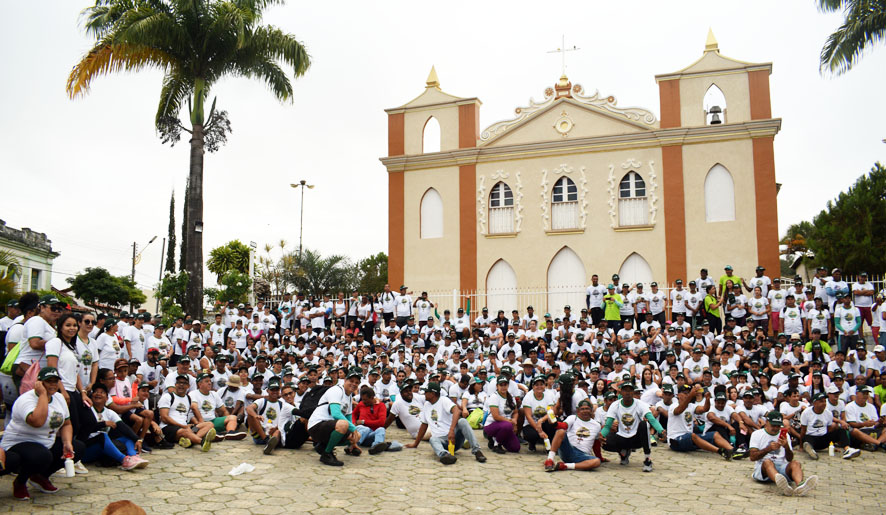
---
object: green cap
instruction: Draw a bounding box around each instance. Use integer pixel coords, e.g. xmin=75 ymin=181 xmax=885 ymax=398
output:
xmin=812 ymin=392 xmax=826 ymax=402
xmin=196 ymin=372 xmax=212 ymax=382
xmin=424 ymin=382 xmax=441 ymax=394
xmin=346 ymin=367 xmax=362 ymax=379
xmin=39 ymin=295 xmax=61 ymax=306
xmin=37 ymin=366 xmax=60 ymax=381
xmin=766 ymin=411 xmax=784 ymax=427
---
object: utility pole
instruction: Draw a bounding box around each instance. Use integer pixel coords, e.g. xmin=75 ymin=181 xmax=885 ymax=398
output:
xmin=130 ymin=242 xmax=138 ymax=313
xmin=156 ymin=237 xmax=166 ymax=314
xmin=248 ymin=241 xmax=257 ymax=305
xmin=290 ymin=180 xmax=315 ymax=261
xmin=130 ymin=236 xmax=158 ymax=313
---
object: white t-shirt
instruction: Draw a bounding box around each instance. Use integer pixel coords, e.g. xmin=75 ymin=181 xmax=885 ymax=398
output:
xmin=483 ymin=392 xmax=517 ymax=427
xmin=189 ymin=389 xmax=223 ymax=421
xmin=75 ymin=335 xmax=98 ymax=387
xmin=851 ymin=282 xmax=874 ymax=307
xmin=564 ymin=414 xmax=601 ymax=455
xmin=749 ymin=427 xmax=791 ymax=476
xmin=390 ymin=394 xmax=425 ymax=437
xmin=1 ymin=391 xmax=69 ymax=450
xmin=605 ymin=399 xmax=651 ymax=438
xmin=521 ymin=390 xmax=558 ymax=426
xmin=780 ymin=306 xmax=803 ymax=335
xmin=136 ymin=363 xmax=163 ymax=394
xmin=419 ymin=395 xmax=456 ymax=438
xmin=307 ymin=385 xmax=353 ymax=429
xmin=158 ymin=392 xmax=193 ymax=428
xmin=95 ymin=332 xmax=122 ymax=370
xmin=219 ymin=386 xmax=246 ymax=412
xmin=799 ymin=406 xmax=831 ymax=437
xmin=845 ymin=401 xmax=878 ymax=424
xmin=586 ymin=284 xmax=607 ymax=309
xmin=16 ymin=316 xmax=56 ymax=368
xmin=834 ymin=305 xmax=861 ymax=335
xmin=705 ymin=404 xmax=735 ymax=433
xmin=670 ymin=289 xmax=688 ymax=313
xmin=44 ymin=338 xmax=80 ymax=391
xmin=88 ymin=406 xmax=122 ymax=439
xmin=667 ymin=402 xmax=697 ymax=439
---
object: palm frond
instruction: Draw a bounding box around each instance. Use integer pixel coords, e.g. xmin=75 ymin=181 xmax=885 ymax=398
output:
xmin=156 ymin=68 xmax=192 ymax=122
xmin=249 ymin=25 xmax=310 ymax=77
xmin=67 ymin=41 xmax=174 ymax=98
xmin=820 ymin=2 xmax=886 ymax=75
xmin=817 ymin=0 xmax=846 ymax=12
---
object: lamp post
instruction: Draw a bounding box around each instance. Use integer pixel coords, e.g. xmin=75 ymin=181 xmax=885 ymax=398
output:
xmin=131 ymin=235 xmax=158 ymax=312
xmin=289 ymin=180 xmax=314 ymax=260
xmin=248 ymin=241 xmax=257 ymax=305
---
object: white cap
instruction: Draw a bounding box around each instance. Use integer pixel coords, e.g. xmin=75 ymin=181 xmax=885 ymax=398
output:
xmin=790 ymin=333 xmax=801 ymax=341
xmin=522 ymin=358 xmax=534 ymax=366
xmin=826 ymin=384 xmax=840 ymax=394
xmin=874 ymin=345 xmax=886 ymax=353
xmin=506 ymin=331 xmax=516 ymax=337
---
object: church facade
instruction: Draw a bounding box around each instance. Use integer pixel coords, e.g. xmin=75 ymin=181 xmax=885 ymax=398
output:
xmin=381 ymin=32 xmax=781 ymax=312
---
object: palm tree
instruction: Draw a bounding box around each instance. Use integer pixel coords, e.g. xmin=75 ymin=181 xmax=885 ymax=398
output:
xmin=818 ymin=0 xmax=886 ymax=75
xmin=0 ymin=250 xmax=21 ymax=309
xmin=66 ymin=0 xmax=311 ymax=317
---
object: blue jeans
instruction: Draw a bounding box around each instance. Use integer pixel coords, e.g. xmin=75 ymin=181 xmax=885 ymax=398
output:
xmin=429 ymin=418 xmax=480 ymax=457
xmin=83 ymin=433 xmax=131 ymax=464
xmin=558 ymin=438 xmax=597 ymax=464
xmin=355 ymin=426 xmax=386 ymax=446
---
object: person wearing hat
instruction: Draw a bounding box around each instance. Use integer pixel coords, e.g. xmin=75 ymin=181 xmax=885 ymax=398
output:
xmin=748 ymin=410 xmax=818 ymax=496
xmin=386 ymin=378 xmax=427 ymax=438
xmin=1 ymin=366 xmax=85 ymax=499
xmin=824 ymin=268 xmax=849 ymax=312
xmin=834 ymin=293 xmax=862 ymax=354
xmin=189 ymin=372 xmax=244 ymax=442
xmin=218 ymin=374 xmax=247 ymax=425
xmin=246 ymin=376 xmax=286 ymax=453
xmin=481 ymin=377 xmax=521 ymax=454
xmin=718 ymin=265 xmax=741 ymax=298
xmin=599 ymin=380 xmax=664 ymax=471
xmin=0 ymin=299 xmax=22 ymax=333
xmin=544 ymin=398 xmax=601 ymax=472
xmin=799 ymin=391 xmax=859 ymax=460
xmin=15 ymin=295 xmax=65 ymax=377
xmin=667 ymin=384 xmax=734 ymax=458
xmin=734 ymin=389 xmax=766 ymax=452
xmin=405 ymin=381 xmax=487 ymax=465
xmin=742 ymin=266 xmax=772 ymax=298
xmin=307 ymin=367 xmax=363 ymax=466
xmin=163 ymin=357 xmax=197 ymax=394
xmin=844 ymin=385 xmax=886 ymax=452
xmin=158 ymin=372 xmax=216 ymax=451
xmin=522 ymin=375 xmax=558 ymax=452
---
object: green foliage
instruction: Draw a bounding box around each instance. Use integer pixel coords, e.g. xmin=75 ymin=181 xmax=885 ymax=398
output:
xmin=207 ymin=240 xmax=251 ymax=281
xmin=0 ymin=250 xmax=21 ymax=311
xmin=165 ymin=191 xmax=176 ymax=274
xmin=357 ymin=252 xmax=388 ymax=294
xmin=786 ymin=162 xmax=886 ymax=275
xmin=281 ymin=249 xmax=353 ymax=295
xmin=31 ymin=289 xmax=76 ymax=307
xmin=157 ymin=271 xmax=189 ymax=324
xmin=66 ymin=267 xmax=145 ymax=308
xmin=818 ymin=0 xmax=886 ymax=75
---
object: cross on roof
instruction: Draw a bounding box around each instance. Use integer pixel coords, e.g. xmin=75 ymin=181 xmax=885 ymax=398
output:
xmin=547 ymin=35 xmax=580 ymax=78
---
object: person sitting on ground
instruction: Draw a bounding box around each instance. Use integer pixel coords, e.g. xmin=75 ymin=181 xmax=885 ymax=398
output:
xmin=405 ymin=381 xmax=487 ymax=465
xmin=306 ymin=367 xmax=363 ymax=466
xmin=188 ymin=373 xmax=245 ymax=442
xmin=157 ymin=373 xmax=216 ymax=451
xmin=483 ymin=377 xmax=521 ymax=454
xmin=386 ymin=379 xmax=428 ymax=439
xmin=80 ymin=383 xmax=148 ymax=471
xmin=799 ymin=392 xmax=860 ymax=460
xmin=544 ymin=399 xmax=602 ymax=472
xmin=218 ymin=375 xmax=247 ymax=425
xmin=599 ymin=381 xmax=664 ymax=472
xmin=521 ymin=375 xmax=559 ymax=452
xmin=105 ymin=361 xmax=155 ymax=447
xmin=265 ymin=383 xmax=309 ymax=454
xmin=0 ymin=367 xmax=85 ymax=501
xmin=845 ymin=385 xmax=886 ymax=452
xmin=352 ymin=387 xmax=398 ymax=454
xmin=668 ymin=384 xmax=735 ymax=459
xmin=246 ymin=376 xmax=284 ymax=452
xmin=749 ymin=410 xmax=818 ymax=496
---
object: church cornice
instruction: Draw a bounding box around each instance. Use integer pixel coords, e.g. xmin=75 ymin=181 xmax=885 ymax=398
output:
xmin=379 ymin=119 xmax=781 ymax=172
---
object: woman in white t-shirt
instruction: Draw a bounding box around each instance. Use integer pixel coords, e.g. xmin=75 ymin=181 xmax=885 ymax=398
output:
xmin=461 ymin=378 xmax=488 ymax=428
xmin=46 ymin=313 xmax=93 ymax=445
xmin=15 ymin=297 xmax=62 ymax=376
xmin=483 ymin=378 xmax=520 ymax=453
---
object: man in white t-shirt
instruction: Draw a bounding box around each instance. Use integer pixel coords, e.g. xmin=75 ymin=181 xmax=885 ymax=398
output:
xmin=748 ymin=411 xmax=817 ymax=496
xmin=158 ymin=374 xmax=216 ymax=451
xmin=586 ymin=275 xmax=607 ymax=327
xmin=544 ymin=398 xmax=601 ymax=471
xmin=799 ymin=392 xmax=859 ymax=460
xmin=845 ymin=386 xmax=886 ymax=451
xmin=405 ymin=381 xmax=487 ymax=465
xmin=599 ymin=381 xmax=664 ymax=472
xmin=385 ymin=379 xmax=427 ymax=439
xmin=852 ymin=272 xmax=875 ymax=338
xmin=306 ymin=368 xmax=362 ymax=466
xmin=667 ymin=385 xmax=734 ymax=458
xmin=189 ymin=373 xmax=243 ymax=440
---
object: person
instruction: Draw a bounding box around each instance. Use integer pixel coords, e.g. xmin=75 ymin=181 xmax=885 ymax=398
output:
xmin=544 ymin=398 xmax=602 ymax=472
xmin=157 ymin=373 xmax=216 ymax=451
xmin=246 ymin=376 xmax=285 ymax=451
xmin=521 ymin=375 xmax=558 ymax=452
xmin=599 ymin=381 xmax=665 ymax=472
xmin=267 ymin=383 xmax=310 ymax=453
xmin=704 ymin=285 xmax=723 ymax=335
xmin=16 ymin=295 xmax=63 ymax=377
xmin=80 ymin=382 xmax=148 ymax=471
xmin=483 ymin=377 xmax=520 ymax=454
xmin=188 ymin=373 xmax=245 ymax=441
xmin=352 ymin=387 xmax=397 ymax=454
xmin=749 ymin=411 xmax=818 ymax=496
xmin=306 ymin=367 xmax=362 ymax=466
xmin=667 ymin=385 xmax=734 ymax=459
xmin=799 ymin=392 xmax=859 ymax=459
xmin=845 ymin=385 xmax=886 ymax=451
xmin=405 ymin=381 xmax=487 ymax=465
xmin=386 ymin=379 xmax=427 ymax=439
xmin=45 ymin=313 xmax=92 ymax=448
xmin=0 ymin=367 xmax=85 ymax=500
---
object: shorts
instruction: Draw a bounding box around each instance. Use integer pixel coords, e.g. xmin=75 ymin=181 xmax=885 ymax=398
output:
xmin=669 ymin=431 xmax=715 ymax=452
xmin=162 ymin=425 xmax=181 ymax=443
xmin=212 ymin=416 xmax=227 ymax=432
xmin=752 ymin=459 xmax=788 ymax=482
xmin=308 ymin=419 xmax=343 ymax=449
xmin=558 ymin=438 xmax=597 ymax=464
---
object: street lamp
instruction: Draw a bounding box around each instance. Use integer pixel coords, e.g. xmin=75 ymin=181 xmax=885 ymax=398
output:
xmin=131 ymin=235 xmax=158 ymax=311
xmin=290 ymin=180 xmax=314 ymax=260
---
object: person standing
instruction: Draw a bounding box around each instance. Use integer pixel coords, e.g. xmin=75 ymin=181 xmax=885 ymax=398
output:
xmin=852 ymin=272 xmax=875 ymax=339
xmin=586 ymin=275 xmax=607 ymax=327
xmin=834 ymin=294 xmax=862 ymax=353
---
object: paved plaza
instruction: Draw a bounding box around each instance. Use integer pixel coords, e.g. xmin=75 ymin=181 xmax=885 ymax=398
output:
xmin=1 ymin=426 xmax=884 ymax=514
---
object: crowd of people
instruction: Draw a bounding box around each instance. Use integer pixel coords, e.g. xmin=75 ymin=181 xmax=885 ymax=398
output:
xmin=0 ymin=264 xmax=884 ymax=499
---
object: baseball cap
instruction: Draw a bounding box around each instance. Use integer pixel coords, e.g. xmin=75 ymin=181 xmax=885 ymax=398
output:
xmin=826 ymin=384 xmax=840 ymax=394
xmin=37 ymin=367 xmax=61 ymax=381
xmin=766 ymin=411 xmax=784 ymax=427
xmin=812 ymin=392 xmax=826 ymax=402
xmin=424 ymin=382 xmax=442 ymax=394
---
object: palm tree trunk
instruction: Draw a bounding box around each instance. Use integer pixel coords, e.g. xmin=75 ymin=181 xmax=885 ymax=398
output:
xmin=185 ymin=123 xmax=205 ymax=318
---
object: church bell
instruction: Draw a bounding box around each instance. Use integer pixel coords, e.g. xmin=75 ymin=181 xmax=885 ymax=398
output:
xmin=708 ymin=105 xmax=723 ymax=125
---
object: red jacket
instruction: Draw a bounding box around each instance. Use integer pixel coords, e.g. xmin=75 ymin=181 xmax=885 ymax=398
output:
xmin=352 ymin=400 xmax=387 ymax=430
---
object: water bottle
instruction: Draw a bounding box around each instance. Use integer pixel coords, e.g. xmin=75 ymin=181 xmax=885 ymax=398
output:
xmin=546 ymin=407 xmax=557 ymax=423
xmin=828 ymin=442 xmax=835 ymax=457
xmin=64 ymin=455 xmax=75 ymax=478
xmin=448 ymin=441 xmax=455 ymax=456
xmin=544 ymin=437 xmax=551 ymax=451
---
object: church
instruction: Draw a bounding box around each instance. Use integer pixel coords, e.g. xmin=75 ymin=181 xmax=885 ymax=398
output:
xmin=380 ymin=31 xmax=781 ymax=314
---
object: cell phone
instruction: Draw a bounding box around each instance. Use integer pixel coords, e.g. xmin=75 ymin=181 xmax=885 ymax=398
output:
xmin=778 ymin=427 xmax=788 ymax=440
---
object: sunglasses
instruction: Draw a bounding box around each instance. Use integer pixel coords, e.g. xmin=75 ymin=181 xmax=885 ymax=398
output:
xmin=50 ymin=306 xmax=64 ymax=312
xmin=83 ymin=320 xmax=95 ymax=325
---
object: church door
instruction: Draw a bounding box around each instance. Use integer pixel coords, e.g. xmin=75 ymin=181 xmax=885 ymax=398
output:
xmin=547 ymin=247 xmax=586 ymax=318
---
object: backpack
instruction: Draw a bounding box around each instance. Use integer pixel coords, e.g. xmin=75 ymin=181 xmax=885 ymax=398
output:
xmin=295 ymin=385 xmax=332 ymax=419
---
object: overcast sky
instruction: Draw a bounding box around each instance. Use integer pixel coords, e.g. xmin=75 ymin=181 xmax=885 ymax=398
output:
xmin=1 ymin=1 xmax=883 ymax=291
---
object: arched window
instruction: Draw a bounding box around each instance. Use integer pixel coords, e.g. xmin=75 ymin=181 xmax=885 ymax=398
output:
xmin=551 ymin=177 xmax=578 ymax=230
xmin=618 ymin=253 xmax=654 ymax=286
xmin=547 ymin=247 xmax=586 ymax=317
xmin=618 ymin=171 xmax=648 ymax=226
xmin=704 ymin=164 xmax=736 ymax=222
xmin=422 ymin=116 xmax=441 ymax=153
xmin=420 ymin=188 xmax=443 ymax=239
xmin=486 ymin=259 xmax=518 ymax=314
xmin=488 ymin=182 xmax=515 ymax=234
xmin=703 ymin=84 xmax=727 ymax=125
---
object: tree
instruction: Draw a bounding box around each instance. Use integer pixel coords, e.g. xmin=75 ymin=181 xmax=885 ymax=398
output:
xmin=281 ymin=249 xmax=353 ymax=295
xmin=165 ymin=190 xmax=176 ymax=274
xmin=819 ymin=0 xmax=886 ymax=75
xmin=791 ymin=162 xmax=886 ymax=275
xmin=157 ymin=271 xmax=188 ymax=324
xmin=32 ymin=290 xmax=76 ymax=307
xmin=207 ymin=240 xmax=251 ymax=282
xmin=779 ymin=221 xmax=815 ymax=256
xmin=180 ymin=178 xmax=189 ymax=274
xmin=67 ymin=267 xmax=145 ymax=308
xmin=357 ymin=252 xmax=387 ymax=294
xmin=206 ymin=271 xmax=252 ymax=306
xmin=67 ymin=0 xmax=312 ymax=318
xmin=0 ymin=250 xmax=21 ymax=310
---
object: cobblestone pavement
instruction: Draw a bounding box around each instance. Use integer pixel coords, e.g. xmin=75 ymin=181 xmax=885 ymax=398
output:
xmin=1 ymin=426 xmax=885 ymax=514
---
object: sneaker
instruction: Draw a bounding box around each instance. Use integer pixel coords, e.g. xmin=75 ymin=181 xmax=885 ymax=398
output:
xmin=225 ymin=431 xmax=247 ymax=441
xmin=803 ymin=441 xmax=818 ymax=460
xmin=133 ymin=456 xmax=150 ymax=469
xmin=73 ymin=461 xmax=89 ymax=474
xmin=650 ymin=437 xmax=658 ymax=447
xmin=12 ymin=482 xmax=29 ymax=501
xmin=320 ymin=452 xmax=344 ymax=466
xmin=201 ymin=428 xmax=216 ymax=452
xmin=843 ymin=447 xmax=861 ymax=460
xmin=28 ymin=475 xmax=58 ymax=493
xmin=462 ymin=440 xmax=470 ymax=450
xmin=544 ymin=458 xmax=556 ymax=472
xmin=264 ymin=435 xmax=279 ymax=455
xmin=345 ymin=446 xmax=362 ymax=456
xmin=214 ymin=431 xmax=227 ymax=442
xmin=473 ymin=450 xmax=487 ymax=463
xmin=155 ymin=439 xmax=175 ymax=449
xmin=492 ymin=445 xmax=506 ymax=455
xmin=120 ymin=456 xmax=138 ymax=471
xmin=732 ymin=447 xmax=748 ymax=460
xmin=720 ymin=448 xmax=733 ymax=461
xmin=619 ymin=449 xmax=630 ymax=466
xmin=369 ymin=442 xmax=388 ymax=455
xmin=556 ymin=462 xmax=568 ymax=471
xmin=140 ymin=445 xmax=152 ymax=454
xmin=487 ymin=437 xmax=495 ymax=450
xmin=528 ymin=442 xmax=536 ymax=452
xmin=793 ymin=475 xmax=818 ymax=497
xmin=774 ymin=473 xmax=793 ymax=496
xmin=439 ymin=454 xmax=457 ymax=465
xmin=863 ymin=443 xmax=877 ymax=452
xmin=642 ymin=458 xmax=653 ymax=472
xmin=178 ymin=437 xmax=192 ymax=448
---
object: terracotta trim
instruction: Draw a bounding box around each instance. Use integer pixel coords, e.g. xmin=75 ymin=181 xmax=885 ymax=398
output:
xmin=388 ymin=113 xmax=404 ymax=156
xmin=752 ymin=137 xmax=779 ymax=275
xmin=658 ymin=79 xmax=681 ymax=129
xmin=388 ymin=172 xmax=404 ymax=287
xmin=661 ymin=145 xmax=686 ymax=281
xmin=458 ymin=103 xmax=479 ymax=149
xmin=748 ymin=69 xmax=772 ymax=120
xmin=459 ymin=165 xmax=477 ymax=294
